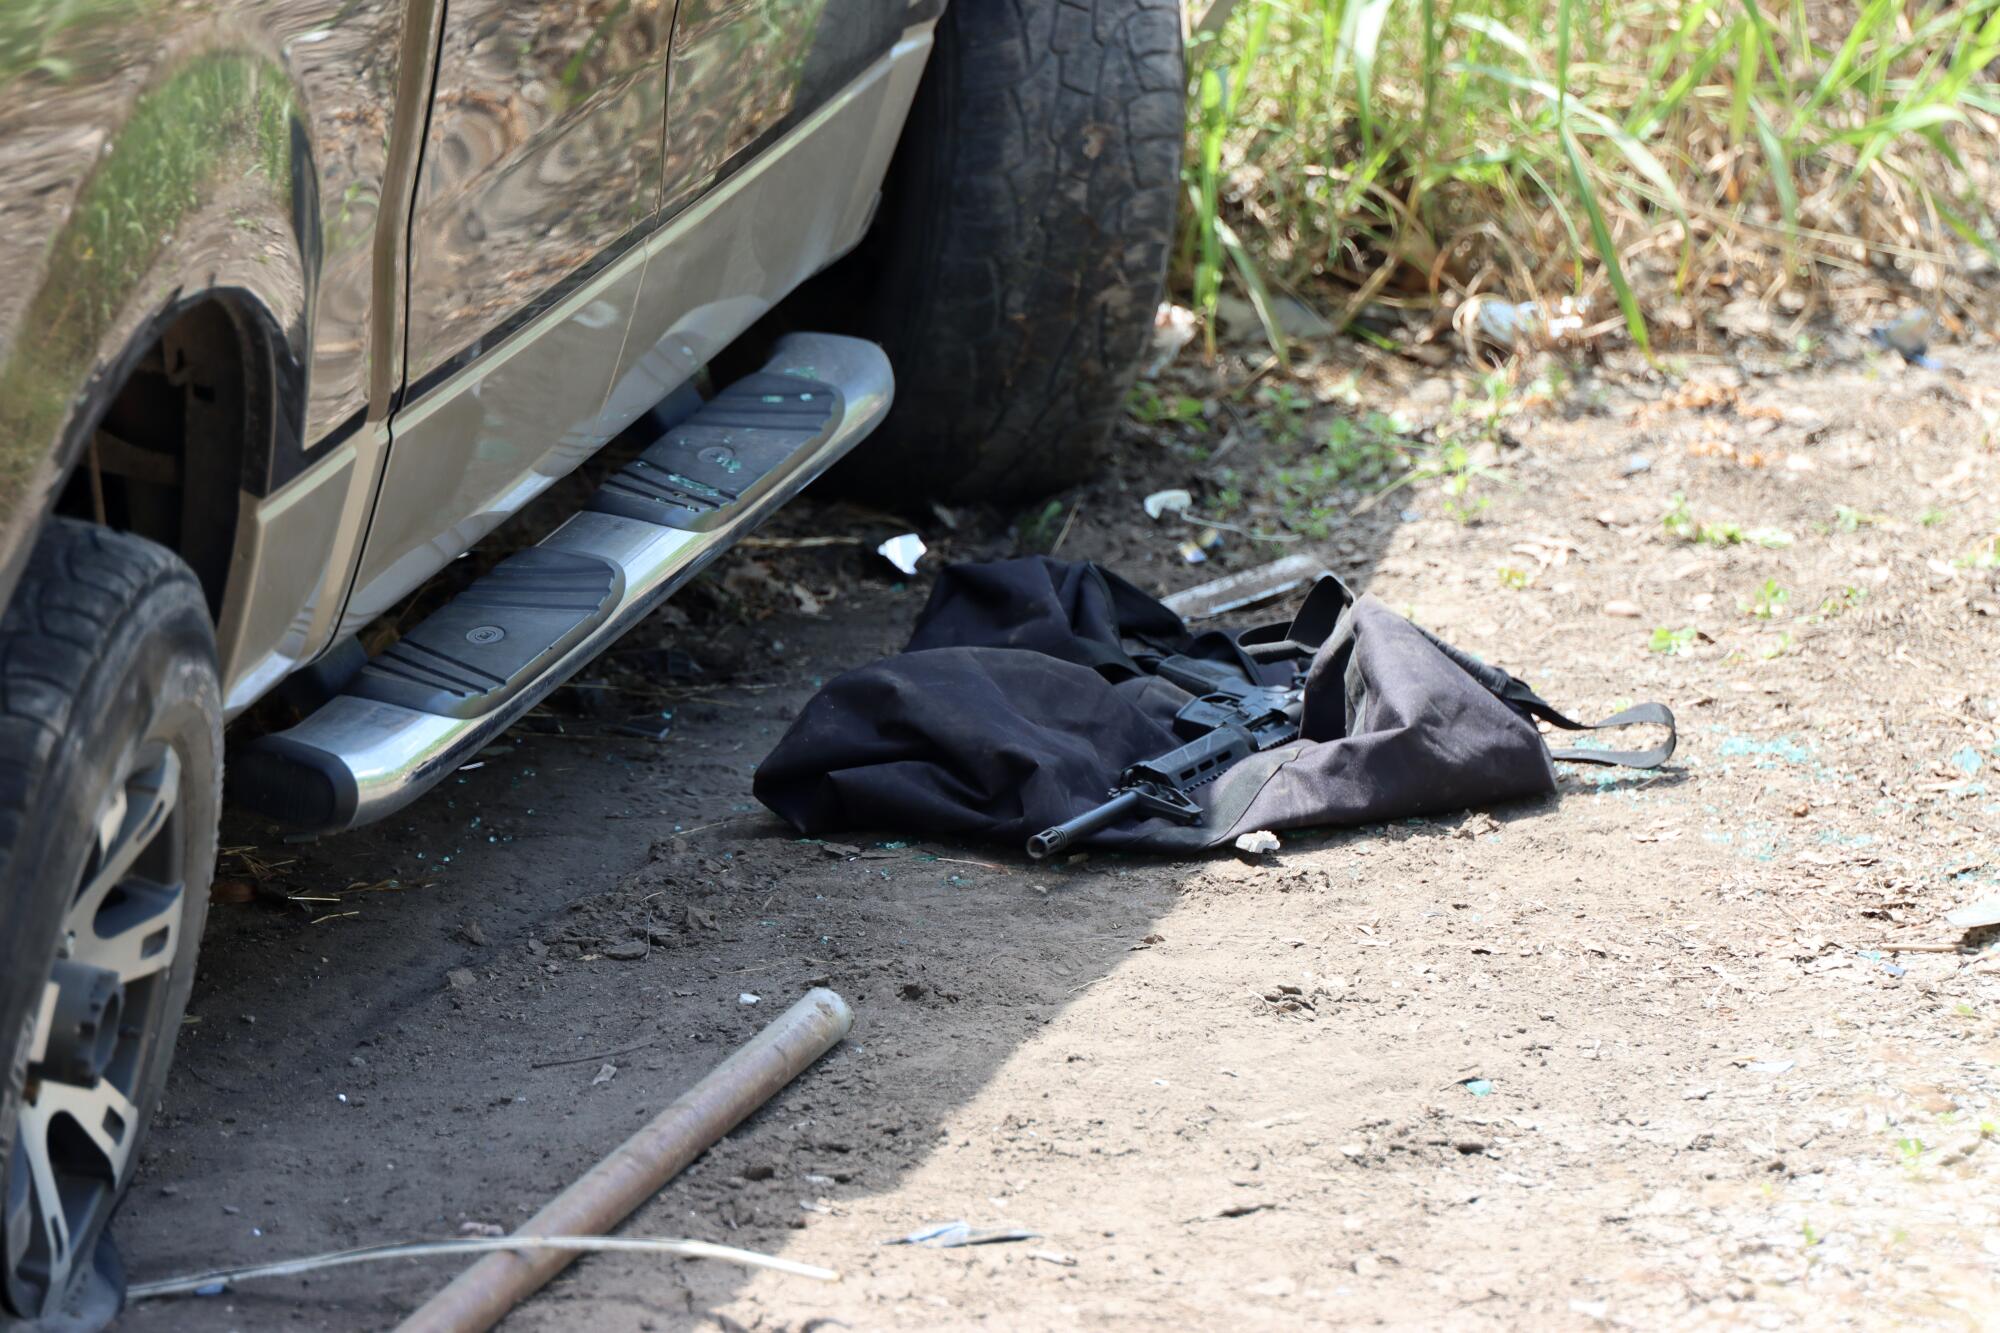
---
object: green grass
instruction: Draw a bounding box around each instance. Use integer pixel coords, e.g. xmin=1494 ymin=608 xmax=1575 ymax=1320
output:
xmin=0 ymin=0 xmax=148 ymax=89
xmin=1177 ymin=0 xmax=2000 ymax=354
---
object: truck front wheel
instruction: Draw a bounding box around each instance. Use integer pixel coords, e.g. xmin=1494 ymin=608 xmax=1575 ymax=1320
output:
xmin=0 ymin=519 xmax=221 ymax=1323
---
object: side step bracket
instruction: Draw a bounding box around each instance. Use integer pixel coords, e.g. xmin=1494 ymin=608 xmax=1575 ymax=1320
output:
xmin=229 ymin=334 xmax=891 ymax=831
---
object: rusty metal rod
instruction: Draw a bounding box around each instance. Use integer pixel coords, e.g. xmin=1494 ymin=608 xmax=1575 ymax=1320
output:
xmin=396 ymin=988 xmax=853 ymax=1333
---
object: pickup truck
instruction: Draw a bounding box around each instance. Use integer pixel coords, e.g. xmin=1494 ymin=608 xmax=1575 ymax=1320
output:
xmin=0 ymin=0 xmax=1181 ymax=1320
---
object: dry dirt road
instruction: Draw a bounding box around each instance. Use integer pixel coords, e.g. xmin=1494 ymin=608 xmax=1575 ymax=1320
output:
xmin=118 ymin=341 xmax=2000 ymax=1330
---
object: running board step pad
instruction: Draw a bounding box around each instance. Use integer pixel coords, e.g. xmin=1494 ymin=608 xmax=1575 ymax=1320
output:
xmin=348 ymin=548 xmax=623 ymax=719
xmin=227 ymin=333 xmax=893 ymax=833
xmin=590 ymin=373 xmax=842 ymax=531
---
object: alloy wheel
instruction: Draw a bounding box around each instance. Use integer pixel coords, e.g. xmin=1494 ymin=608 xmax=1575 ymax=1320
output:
xmin=3 ymin=744 xmax=184 ymax=1317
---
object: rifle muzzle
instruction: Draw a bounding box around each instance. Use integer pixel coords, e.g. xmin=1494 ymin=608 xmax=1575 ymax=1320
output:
xmin=1026 ymin=789 xmax=1144 ymax=860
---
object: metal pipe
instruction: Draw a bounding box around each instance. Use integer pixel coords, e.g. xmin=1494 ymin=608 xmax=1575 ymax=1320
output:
xmin=396 ymin=988 xmax=854 ymax=1333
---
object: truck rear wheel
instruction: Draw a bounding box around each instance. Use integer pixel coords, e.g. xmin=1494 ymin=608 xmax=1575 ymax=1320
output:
xmin=828 ymin=0 xmax=1184 ymax=504
xmin=0 ymin=520 xmax=221 ymax=1323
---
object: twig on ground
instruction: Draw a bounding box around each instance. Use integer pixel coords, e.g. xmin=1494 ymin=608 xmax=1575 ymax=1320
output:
xmin=928 ymin=852 xmax=1008 ymax=872
xmin=129 ymin=1235 xmax=837 ymax=1300
xmin=675 ymin=814 xmax=764 ymax=839
xmin=1050 ymin=501 xmax=1082 ymax=556
xmin=529 ymin=1040 xmax=658 ymax=1070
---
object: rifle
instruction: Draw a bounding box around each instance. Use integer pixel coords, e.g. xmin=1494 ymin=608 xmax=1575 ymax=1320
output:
xmin=1025 ymin=655 xmax=1304 ymax=860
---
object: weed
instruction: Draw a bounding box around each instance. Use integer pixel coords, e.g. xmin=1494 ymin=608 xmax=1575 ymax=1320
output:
xmin=1017 ymin=499 xmax=1066 ymax=553
xmin=1405 ymin=438 xmax=1499 ymax=525
xmin=1833 ymin=505 xmax=1882 ymax=532
xmin=1760 ymin=632 xmax=1791 ymax=660
xmin=1255 ymin=382 xmax=1312 ymax=445
xmin=1894 ymin=1135 xmax=1926 ymax=1166
xmin=1816 ymin=586 xmax=1867 ymax=620
xmin=1698 ymin=520 xmax=1747 ymax=547
xmin=1128 ymin=384 xmax=1206 ymax=430
xmin=1439 ymin=470 xmax=1491 ymax=525
xmin=1919 ymin=506 xmax=1948 ymax=528
xmin=1650 ymin=626 xmax=1698 ymax=655
xmin=1957 ymin=532 xmax=2000 ymax=570
xmin=1663 ymin=494 xmax=1791 ymax=548
xmin=1178 ymin=0 xmax=2000 ymax=359
xmin=1662 ymin=493 xmax=1696 ymax=541
xmin=1497 ymin=566 xmax=1531 ymax=590
xmin=1745 ymin=579 xmax=1789 ymax=619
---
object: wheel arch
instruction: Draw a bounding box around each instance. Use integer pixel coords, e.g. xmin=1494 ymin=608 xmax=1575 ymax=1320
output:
xmin=0 ymin=42 xmax=322 ymax=618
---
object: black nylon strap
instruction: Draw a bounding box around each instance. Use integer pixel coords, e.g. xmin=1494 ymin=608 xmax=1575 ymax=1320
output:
xmin=1502 ymin=687 xmax=1677 ymax=769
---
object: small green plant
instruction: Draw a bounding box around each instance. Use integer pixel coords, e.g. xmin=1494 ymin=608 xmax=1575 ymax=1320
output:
xmin=1919 ymin=506 xmax=1947 ymax=528
xmin=1745 ymin=579 xmax=1789 ymax=619
xmin=1497 ymin=566 xmax=1530 ymax=590
xmin=1833 ymin=505 xmax=1883 ymax=533
xmin=1255 ymin=382 xmax=1311 ymax=445
xmin=1815 ymin=586 xmax=1867 ymax=620
xmin=1698 ymin=520 xmax=1746 ymax=547
xmin=1439 ymin=471 xmax=1491 ymax=524
xmin=1895 ymin=1135 xmax=1926 ymax=1166
xmin=1663 ymin=495 xmax=1793 ymax=549
xmin=1650 ymin=626 xmax=1698 ymax=656
xmin=1406 ymin=439 xmax=1497 ymax=525
xmin=1759 ymin=633 xmax=1791 ymax=660
xmin=1324 ymin=413 xmax=1411 ymax=483
xmin=1127 ymin=384 xmax=1206 ymax=429
xmin=1662 ymin=493 xmax=1696 ymax=541
xmin=1957 ymin=533 xmax=2000 ymax=570
xmin=1017 ymin=499 xmax=1066 ymax=552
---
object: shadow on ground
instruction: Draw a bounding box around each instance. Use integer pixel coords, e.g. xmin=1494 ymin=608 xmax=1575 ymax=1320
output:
xmin=114 ymin=482 xmax=1414 ymax=1330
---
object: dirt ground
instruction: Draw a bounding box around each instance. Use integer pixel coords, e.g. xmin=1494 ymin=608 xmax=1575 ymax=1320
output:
xmin=115 ymin=332 xmax=2000 ymax=1330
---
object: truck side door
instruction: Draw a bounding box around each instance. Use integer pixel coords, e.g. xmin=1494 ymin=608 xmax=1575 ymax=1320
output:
xmin=660 ymin=0 xmax=918 ymax=212
xmin=342 ymin=0 xmax=672 ymax=628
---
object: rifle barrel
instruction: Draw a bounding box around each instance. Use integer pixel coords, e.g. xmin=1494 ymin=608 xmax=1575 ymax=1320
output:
xmin=1026 ymin=789 xmax=1144 ymax=860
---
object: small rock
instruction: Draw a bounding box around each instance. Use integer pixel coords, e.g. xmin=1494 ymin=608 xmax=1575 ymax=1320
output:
xmin=591 ymin=1063 xmax=618 ymax=1087
xmin=738 ymin=992 xmax=761 ymax=1006
xmin=1604 ymin=600 xmax=1642 ymax=618
xmin=459 ymin=920 xmax=489 ymax=947
xmin=1946 ymin=897 xmax=2000 ymax=930
xmin=742 ymin=1164 xmax=777 ymax=1182
xmin=600 ymin=940 xmax=649 ymax=961
xmin=1234 ymin=829 xmax=1281 ymax=856
xmin=445 ymin=967 xmax=478 ymax=991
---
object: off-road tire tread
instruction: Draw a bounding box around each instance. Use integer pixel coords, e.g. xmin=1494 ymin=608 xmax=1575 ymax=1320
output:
xmin=0 ymin=522 xmax=189 ymax=885
xmin=849 ymin=0 xmax=1183 ymax=503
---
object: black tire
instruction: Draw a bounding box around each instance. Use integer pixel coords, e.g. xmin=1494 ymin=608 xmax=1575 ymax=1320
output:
xmin=0 ymin=520 xmax=221 ymax=1324
xmin=826 ymin=0 xmax=1184 ymax=504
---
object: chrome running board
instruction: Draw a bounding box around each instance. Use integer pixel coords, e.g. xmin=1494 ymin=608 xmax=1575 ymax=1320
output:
xmin=229 ymin=333 xmax=890 ymax=830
